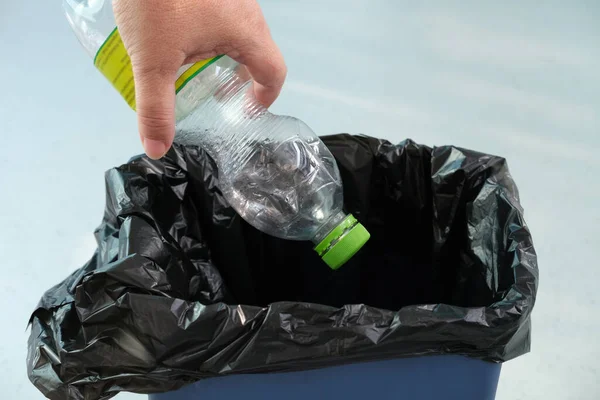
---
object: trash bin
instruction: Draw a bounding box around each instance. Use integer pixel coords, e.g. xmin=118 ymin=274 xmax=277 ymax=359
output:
xmin=149 ymin=355 xmax=502 ymax=400
xmin=27 ymin=134 xmax=537 ymax=400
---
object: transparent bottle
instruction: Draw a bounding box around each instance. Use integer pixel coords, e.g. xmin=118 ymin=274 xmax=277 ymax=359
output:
xmin=63 ymin=0 xmax=370 ymax=269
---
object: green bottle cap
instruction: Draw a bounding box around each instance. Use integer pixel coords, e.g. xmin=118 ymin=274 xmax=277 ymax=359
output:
xmin=314 ymin=214 xmax=370 ymax=270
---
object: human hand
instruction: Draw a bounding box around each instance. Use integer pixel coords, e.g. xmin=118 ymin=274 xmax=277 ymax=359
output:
xmin=113 ymin=0 xmax=287 ymax=159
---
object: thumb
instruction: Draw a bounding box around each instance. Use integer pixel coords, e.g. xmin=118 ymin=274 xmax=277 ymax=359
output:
xmin=132 ymin=65 xmax=178 ymax=159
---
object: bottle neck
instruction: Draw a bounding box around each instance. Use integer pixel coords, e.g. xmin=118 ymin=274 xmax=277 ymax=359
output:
xmin=312 ymin=211 xmax=347 ymax=245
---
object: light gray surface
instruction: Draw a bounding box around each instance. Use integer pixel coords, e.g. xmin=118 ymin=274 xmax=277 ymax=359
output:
xmin=1 ymin=1 xmax=598 ymax=399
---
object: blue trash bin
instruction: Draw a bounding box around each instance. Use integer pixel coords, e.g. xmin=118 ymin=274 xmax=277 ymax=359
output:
xmin=149 ymin=355 xmax=501 ymax=400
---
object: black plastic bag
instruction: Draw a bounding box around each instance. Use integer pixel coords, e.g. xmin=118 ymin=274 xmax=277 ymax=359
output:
xmin=27 ymin=134 xmax=538 ymax=400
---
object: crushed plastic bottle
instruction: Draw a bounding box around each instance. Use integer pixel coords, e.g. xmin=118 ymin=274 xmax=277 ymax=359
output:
xmin=63 ymin=0 xmax=370 ymax=269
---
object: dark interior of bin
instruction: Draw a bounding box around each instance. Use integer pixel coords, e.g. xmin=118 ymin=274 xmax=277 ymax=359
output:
xmin=170 ymin=134 xmax=513 ymax=311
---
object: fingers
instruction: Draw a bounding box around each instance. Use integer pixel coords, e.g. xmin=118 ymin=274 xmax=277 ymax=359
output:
xmin=132 ymin=65 xmax=179 ymax=159
xmin=235 ymin=36 xmax=287 ymax=108
xmin=131 ymin=35 xmax=285 ymax=161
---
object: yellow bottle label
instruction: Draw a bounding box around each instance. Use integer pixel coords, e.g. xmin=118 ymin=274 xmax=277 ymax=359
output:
xmin=94 ymin=28 xmax=222 ymax=111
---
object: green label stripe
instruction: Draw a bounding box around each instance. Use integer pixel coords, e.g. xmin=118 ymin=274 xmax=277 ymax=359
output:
xmin=175 ymin=55 xmax=224 ymax=94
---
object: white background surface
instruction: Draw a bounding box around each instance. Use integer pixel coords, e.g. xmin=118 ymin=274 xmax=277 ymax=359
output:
xmin=1 ymin=1 xmax=599 ymax=399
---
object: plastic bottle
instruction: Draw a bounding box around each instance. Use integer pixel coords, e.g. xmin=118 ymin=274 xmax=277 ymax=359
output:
xmin=63 ymin=0 xmax=370 ymax=269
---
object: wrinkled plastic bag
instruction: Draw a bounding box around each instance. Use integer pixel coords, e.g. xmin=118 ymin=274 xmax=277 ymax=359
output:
xmin=27 ymin=134 xmax=538 ymax=400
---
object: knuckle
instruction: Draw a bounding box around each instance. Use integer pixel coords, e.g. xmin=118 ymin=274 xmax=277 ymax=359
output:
xmin=264 ymin=55 xmax=287 ymax=87
xmin=137 ymin=110 xmax=173 ymax=139
xmin=130 ymin=49 xmax=184 ymax=79
xmin=132 ymin=61 xmax=180 ymax=82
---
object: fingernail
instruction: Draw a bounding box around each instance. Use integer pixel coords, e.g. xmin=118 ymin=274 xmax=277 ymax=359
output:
xmin=142 ymin=138 xmax=168 ymax=160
